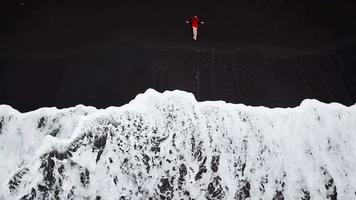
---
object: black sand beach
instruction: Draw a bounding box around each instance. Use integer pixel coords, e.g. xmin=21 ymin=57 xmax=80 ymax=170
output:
xmin=1 ymin=0 xmax=356 ymax=112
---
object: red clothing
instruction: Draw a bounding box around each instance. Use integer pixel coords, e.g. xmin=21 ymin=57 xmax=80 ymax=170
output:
xmin=191 ymin=16 xmax=200 ymax=28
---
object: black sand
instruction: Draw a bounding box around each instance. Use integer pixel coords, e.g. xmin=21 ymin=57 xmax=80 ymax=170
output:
xmin=1 ymin=0 xmax=356 ymax=112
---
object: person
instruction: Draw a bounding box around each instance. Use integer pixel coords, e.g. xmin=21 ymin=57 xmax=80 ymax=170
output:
xmin=186 ymin=16 xmax=205 ymax=40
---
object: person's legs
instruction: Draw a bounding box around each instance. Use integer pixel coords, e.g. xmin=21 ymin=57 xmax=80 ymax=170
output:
xmin=193 ymin=27 xmax=198 ymax=40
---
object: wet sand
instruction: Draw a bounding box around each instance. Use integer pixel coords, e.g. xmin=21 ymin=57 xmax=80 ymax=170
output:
xmin=0 ymin=0 xmax=356 ymax=111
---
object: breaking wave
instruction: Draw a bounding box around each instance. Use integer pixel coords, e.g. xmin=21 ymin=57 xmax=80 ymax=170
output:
xmin=1 ymin=89 xmax=356 ymax=199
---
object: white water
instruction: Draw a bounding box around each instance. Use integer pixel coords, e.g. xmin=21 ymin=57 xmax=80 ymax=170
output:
xmin=0 ymin=89 xmax=355 ymax=199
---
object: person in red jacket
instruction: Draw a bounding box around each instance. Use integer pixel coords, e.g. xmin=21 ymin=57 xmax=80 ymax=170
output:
xmin=186 ymin=16 xmax=205 ymax=40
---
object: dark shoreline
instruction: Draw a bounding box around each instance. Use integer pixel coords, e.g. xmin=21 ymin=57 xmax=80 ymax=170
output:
xmin=1 ymin=0 xmax=356 ymax=112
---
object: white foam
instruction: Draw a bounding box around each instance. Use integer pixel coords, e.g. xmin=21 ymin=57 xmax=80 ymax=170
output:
xmin=0 ymin=89 xmax=355 ymax=199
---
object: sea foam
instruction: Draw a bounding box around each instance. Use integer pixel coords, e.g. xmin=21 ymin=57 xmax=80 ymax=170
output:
xmin=0 ymin=89 xmax=355 ymax=199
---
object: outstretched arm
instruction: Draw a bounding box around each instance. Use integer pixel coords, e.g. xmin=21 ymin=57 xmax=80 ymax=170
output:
xmin=200 ymin=21 xmax=205 ymax=24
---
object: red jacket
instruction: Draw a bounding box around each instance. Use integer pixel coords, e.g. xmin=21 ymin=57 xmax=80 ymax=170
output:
xmin=191 ymin=16 xmax=200 ymax=28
